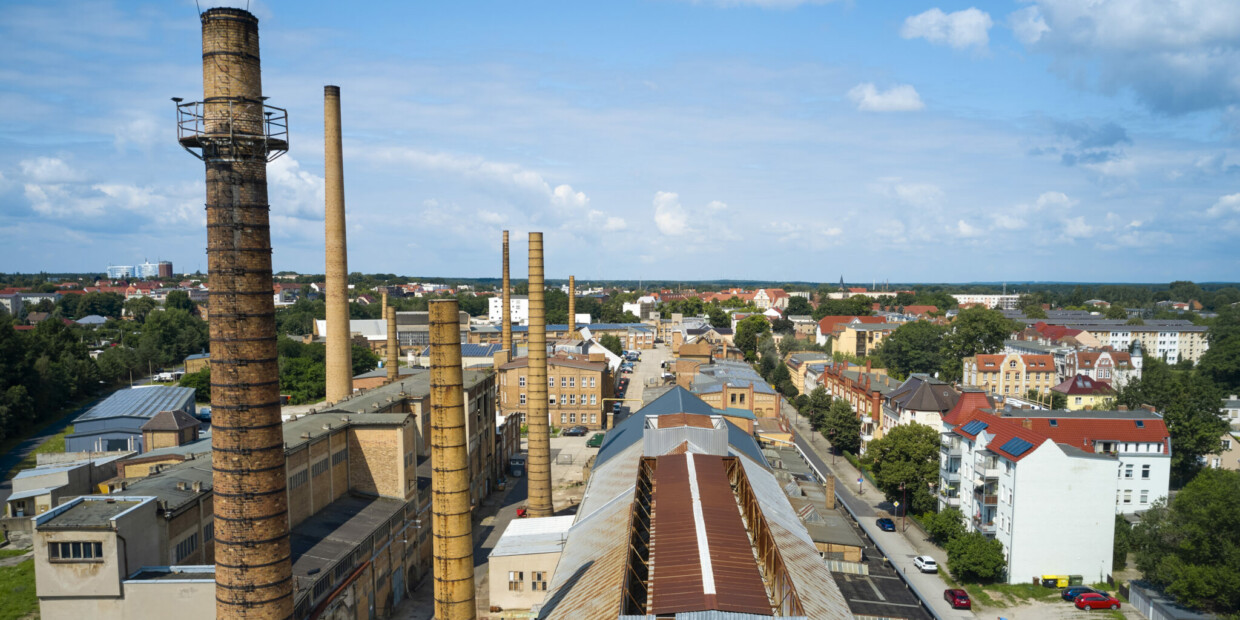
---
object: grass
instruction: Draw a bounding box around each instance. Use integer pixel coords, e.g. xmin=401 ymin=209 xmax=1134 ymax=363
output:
xmin=4 ymin=425 xmax=73 ymax=482
xmin=0 ymin=549 xmax=28 ymax=559
xmin=0 ymin=558 xmax=37 ymax=620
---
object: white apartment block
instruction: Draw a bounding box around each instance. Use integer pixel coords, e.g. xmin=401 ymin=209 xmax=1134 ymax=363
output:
xmin=940 ymin=413 xmax=1116 ymax=584
xmin=489 ymin=295 xmax=530 ymax=325
xmin=1077 ymin=324 xmax=1208 ymax=365
xmin=951 ymin=294 xmax=1021 ymax=310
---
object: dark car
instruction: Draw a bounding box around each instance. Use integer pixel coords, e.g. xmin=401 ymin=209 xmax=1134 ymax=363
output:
xmin=562 ymin=425 xmax=589 ymax=437
xmin=876 ymin=518 xmax=896 ymax=531
xmin=586 ymin=433 xmax=605 ymax=448
xmin=1061 ymin=586 xmax=1106 ymax=602
xmin=944 ymin=589 xmax=971 ymax=610
xmin=1075 ymin=593 xmax=1121 ymax=611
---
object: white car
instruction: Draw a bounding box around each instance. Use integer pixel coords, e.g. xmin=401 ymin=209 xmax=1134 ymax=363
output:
xmin=913 ymin=555 xmax=938 ymax=573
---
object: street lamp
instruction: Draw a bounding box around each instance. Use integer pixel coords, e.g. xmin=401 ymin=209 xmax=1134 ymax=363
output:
xmin=900 ymin=482 xmax=907 ymax=532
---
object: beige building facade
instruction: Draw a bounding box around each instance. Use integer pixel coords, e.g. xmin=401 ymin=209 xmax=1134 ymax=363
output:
xmin=499 ymin=355 xmax=615 ymax=430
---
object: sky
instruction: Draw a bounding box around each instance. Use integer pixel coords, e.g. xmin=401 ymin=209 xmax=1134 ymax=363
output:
xmin=2 ymin=0 xmax=1240 ymax=283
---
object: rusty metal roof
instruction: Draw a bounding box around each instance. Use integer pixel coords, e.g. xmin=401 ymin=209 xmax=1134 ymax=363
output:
xmin=654 ymin=413 xmax=715 ymax=429
xmin=650 ymin=454 xmax=771 ymax=616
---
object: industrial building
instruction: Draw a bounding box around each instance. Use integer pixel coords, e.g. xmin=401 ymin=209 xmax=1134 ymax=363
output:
xmin=527 ymin=386 xmax=852 ymax=618
xmin=497 ymin=353 xmax=615 ymax=430
xmin=65 ymin=386 xmax=198 ymax=453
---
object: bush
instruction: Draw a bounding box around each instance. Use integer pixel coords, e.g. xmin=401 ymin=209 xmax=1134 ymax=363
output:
xmin=946 ymin=532 xmax=1006 ymax=582
xmin=924 ymin=508 xmax=968 ymax=545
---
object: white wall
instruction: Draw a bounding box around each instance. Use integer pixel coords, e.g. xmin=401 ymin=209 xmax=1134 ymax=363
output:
xmin=1114 ymin=448 xmax=1170 ymax=514
xmin=489 ymin=296 xmax=530 ymax=325
xmin=1005 ymin=444 xmax=1115 ymax=585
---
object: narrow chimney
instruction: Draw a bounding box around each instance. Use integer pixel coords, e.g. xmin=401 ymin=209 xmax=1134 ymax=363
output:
xmin=324 ymin=85 xmax=353 ymax=403
xmin=526 ymin=232 xmax=553 ymax=518
xmin=1022 ymin=418 xmax=1033 ymax=430
xmin=824 ymin=475 xmax=836 ymax=510
xmin=501 ymin=230 xmax=513 ymax=361
xmin=567 ymin=275 xmax=576 ymax=336
xmin=386 ymin=306 xmax=398 ymax=384
xmin=181 ymin=8 xmax=293 ymax=617
xmin=428 ymin=299 xmax=477 ymax=619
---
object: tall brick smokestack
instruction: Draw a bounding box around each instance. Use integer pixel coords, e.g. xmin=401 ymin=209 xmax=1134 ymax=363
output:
xmin=429 ymin=299 xmax=477 ymax=620
xmin=386 ymin=306 xmax=398 ymax=384
xmin=501 ymin=230 xmax=512 ymax=361
xmin=324 ymin=85 xmax=352 ymax=403
xmin=176 ymin=8 xmax=292 ymax=617
xmin=526 ymin=232 xmax=553 ymax=517
xmin=567 ymin=275 xmax=576 ymax=336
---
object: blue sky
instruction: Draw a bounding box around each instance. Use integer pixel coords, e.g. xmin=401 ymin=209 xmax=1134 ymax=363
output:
xmin=2 ymin=0 xmax=1239 ymax=282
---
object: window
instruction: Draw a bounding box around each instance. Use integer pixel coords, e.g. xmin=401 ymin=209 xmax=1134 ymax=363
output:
xmin=204 ymin=522 xmax=214 ymax=542
xmin=311 ymin=458 xmax=330 ymax=477
xmin=730 ymin=394 xmax=737 ymax=404
xmin=1009 ymin=361 xmax=1017 ymax=368
xmin=589 ymin=377 xmax=596 ymax=388
xmin=518 ymin=376 xmax=526 ymax=387
xmin=1123 ymin=490 xmax=1132 ymax=504
xmin=1140 ymin=490 xmax=1149 ymax=504
xmin=1124 ymin=464 xmax=1133 ymax=479
xmin=590 ymin=395 xmax=597 ymax=406
xmin=739 ymin=394 xmax=745 ymax=404
xmin=49 ymin=541 xmax=103 ymax=562
xmin=508 ymin=571 xmax=524 ymax=592
xmin=561 ymin=377 xmax=568 ymax=387
xmin=531 ymin=571 xmax=547 ymax=591
xmin=591 ymin=413 xmax=597 ymax=424
xmin=332 ymin=449 xmax=348 ymax=466
xmin=175 ymin=533 xmax=199 ymax=562
xmin=560 ymin=413 xmax=567 ymax=424
xmin=519 ymin=394 xmax=527 ymax=405
xmin=569 ymin=413 xmax=576 ymax=423
xmin=1075 ymin=397 xmax=1083 ymax=404
xmin=549 ymin=394 xmax=557 ymax=405
xmin=289 ymin=469 xmax=309 ymax=490
xmin=569 ymin=377 xmax=575 ymax=388
xmin=548 ymin=377 xmax=554 ymax=387
xmin=569 ymin=394 xmax=576 ymax=405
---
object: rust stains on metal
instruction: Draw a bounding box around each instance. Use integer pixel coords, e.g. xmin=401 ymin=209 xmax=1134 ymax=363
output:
xmin=655 ymin=413 xmax=715 ymax=429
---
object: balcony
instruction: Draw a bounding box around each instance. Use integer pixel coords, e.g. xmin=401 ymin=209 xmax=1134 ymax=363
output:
xmin=940 ymin=435 xmax=961 ymax=455
xmin=862 ymin=415 xmax=873 ymax=425
xmin=976 ymin=454 xmax=1002 ymax=478
xmin=938 ymin=485 xmax=961 ymax=508
xmin=973 ymin=516 xmax=996 ymax=534
xmin=942 ymin=469 xmax=960 ymax=483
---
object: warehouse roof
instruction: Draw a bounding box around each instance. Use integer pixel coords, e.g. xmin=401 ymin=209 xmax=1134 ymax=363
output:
xmin=77 ymin=386 xmax=196 ymax=422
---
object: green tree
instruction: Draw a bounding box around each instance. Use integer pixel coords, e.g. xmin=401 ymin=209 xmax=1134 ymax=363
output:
xmin=785 ymin=296 xmax=813 ymax=316
xmin=770 ymin=317 xmax=794 ymax=334
xmin=876 ymin=321 xmax=947 ymax=379
xmin=123 ymin=296 xmax=157 ymax=322
xmin=1104 ymin=305 xmax=1128 ymax=320
xmin=812 ymin=296 xmax=873 ymax=320
xmin=924 ymin=508 xmax=968 ymax=545
xmin=1127 ymin=316 xmax=1146 ymax=326
xmin=946 ymin=532 xmax=1007 ymax=582
xmin=864 ymin=423 xmax=941 ymax=514
xmin=351 ymin=343 xmax=380 ymax=376
xmin=1132 ymin=468 xmax=1240 ymax=614
xmin=599 ymin=334 xmax=623 ymax=357
xmin=821 ymin=398 xmax=861 ymax=455
xmin=77 ymin=292 xmax=124 ymax=318
xmin=165 ymin=290 xmax=196 ymax=312
xmin=139 ymin=308 xmax=208 ymax=367
xmin=734 ymin=315 xmax=770 ymax=361
xmin=1198 ymin=305 xmax=1240 ymax=391
xmin=1116 ymin=359 xmax=1228 ymax=485
xmin=707 ymin=305 xmax=730 ymax=329
xmin=1113 ymin=514 xmax=1133 ymax=570
xmin=1025 ymin=388 xmax=1067 ymax=410
xmin=940 ymin=307 xmax=1019 ymax=381
xmin=806 ymin=386 xmax=832 ymax=429
xmin=179 ymin=367 xmax=211 ymax=403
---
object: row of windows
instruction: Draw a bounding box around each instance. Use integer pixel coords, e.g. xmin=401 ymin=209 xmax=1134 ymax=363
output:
xmin=49 ymin=541 xmax=103 ymax=561
xmin=508 ymin=571 xmax=548 ymax=592
xmin=560 ymin=413 xmax=599 ymax=425
xmin=518 ymin=394 xmax=599 ymax=407
xmin=175 ymin=533 xmax=199 ymax=562
xmin=311 ymin=458 xmax=330 ymax=477
xmin=516 ymin=375 xmax=598 ymax=388
xmin=1119 ymin=489 xmax=1151 ymax=505
xmin=289 ymin=469 xmax=309 ymax=490
xmin=331 ymin=449 xmax=348 ymax=466
xmin=1121 ymin=464 xmax=1153 ymax=479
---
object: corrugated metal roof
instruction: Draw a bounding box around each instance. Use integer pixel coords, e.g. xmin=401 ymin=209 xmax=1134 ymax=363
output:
xmin=640 ymin=387 xmax=719 ymax=418
xmin=489 ymin=515 xmax=574 ymax=557
xmin=77 ymin=386 xmax=196 ymax=422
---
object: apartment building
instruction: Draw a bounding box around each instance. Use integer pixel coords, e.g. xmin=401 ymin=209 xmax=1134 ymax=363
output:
xmin=814 ymin=315 xmax=884 ymax=346
xmin=834 ymin=322 xmax=897 ymax=357
xmin=498 ymin=354 xmax=615 ymax=430
xmin=940 ymin=411 xmax=1116 ymax=584
xmin=489 ymin=294 xmax=530 ymax=325
xmin=882 ymin=374 xmax=960 ymax=435
xmin=1051 ymin=375 xmax=1116 ymax=410
xmin=784 ymin=352 xmax=831 ymax=394
xmin=962 ymin=353 xmax=1057 ymax=398
xmin=808 ymin=361 xmax=900 ymax=449
xmin=1011 ymin=315 xmax=1209 ymax=364
xmin=951 ymin=294 xmax=1021 ymax=310
xmin=1064 ymin=349 xmax=1140 ymax=388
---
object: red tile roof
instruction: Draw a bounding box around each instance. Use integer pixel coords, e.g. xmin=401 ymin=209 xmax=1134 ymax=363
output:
xmin=951 ymin=411 xmax=1048 ymax=462
xmin=903 ymin=305 xmax=939 ymax=316
xmin=1014 ymin=416 xmax=1169 ymax=454
xmin=942 ymin=390 xmax=994 ymax=426
xmin=1052 ymin=374 xmax=1115 ymax=396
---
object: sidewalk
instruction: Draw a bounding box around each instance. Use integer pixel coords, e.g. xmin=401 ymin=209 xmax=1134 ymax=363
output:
xmin=782 ymin=403 xmax=975 ymax=619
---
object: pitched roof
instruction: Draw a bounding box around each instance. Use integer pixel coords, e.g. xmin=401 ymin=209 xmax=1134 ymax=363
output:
xmin=816 ymin=314 xmax=882 ymax=335
xmin=1052 ymin=374 xmax=1116 ymax=395
xmin=890 ymin=375 xmax=959 ymax=413
xmin=498 ymin=356 xmax=606 ymax=372
xmin=1013 ymin=416 xmax=1169 ymax=454
xmin=942 ymin=390 xmax=994 ymax=427
xmin=140 ymin=409 xmax=201 ymax=432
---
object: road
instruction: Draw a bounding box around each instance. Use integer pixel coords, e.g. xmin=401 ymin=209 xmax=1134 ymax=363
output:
xmin=611 ymin=342 xmax=670 ymax=426
xmin=0 ymin=396 xmax=101 ymax=507
xmin=785 ymin=403 xmax=975 ymax=619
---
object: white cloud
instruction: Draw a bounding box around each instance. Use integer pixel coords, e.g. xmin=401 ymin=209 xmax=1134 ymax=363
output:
xmin=991 ymin=213 xmax=1027 ymax=230
xmin=1208 ymin=193 xmax=1240 ymax=217
xmin=653 ymin=191 xmax=690 ymax=236
xmin=1034 ymin=191 xmax=1075 ymax=210
xmin=587 ymin=209 xmax=628 ymax=231
xmin=901 ymin=8 xmax=993 ymax=50
xmin=267 ymin=156 xmax=325 ymax=220
xmin=1012 ymin=1 xmax=1240 ymax=114
xmin=875 ymin=178 xmax=944 ymax=207
xmin=1062 ymin=216 xmax=1094 ymax=238
xmin=706 ymin=200 xmax=728 ymax=211
xmin=552 ymin=184 xmax=589 ymax=209
xmin=847 ymin=83 xmax=925 ymax=112
xmin=956 ymin=219 xmax=982 ymax=237
xmin=19 ymin=157 xmax=80 ymax=183
xmin=1009 ymin=6 xmax=1049 ymax=45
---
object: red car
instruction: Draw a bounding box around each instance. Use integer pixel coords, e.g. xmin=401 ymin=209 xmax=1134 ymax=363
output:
xmin=944 ymin=589 xmax=971 ymax=609
xmin=1075 ymin=592 xmax=1121 ymax=610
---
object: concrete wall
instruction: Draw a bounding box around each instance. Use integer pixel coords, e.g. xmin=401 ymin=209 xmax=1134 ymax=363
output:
xmin=488 ymin=551 xmax=561 ymax=611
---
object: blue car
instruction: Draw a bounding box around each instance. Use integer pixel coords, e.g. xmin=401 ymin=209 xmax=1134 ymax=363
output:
xmin=876 ymin=518 xmax=896 ymax=532
xmin=1061 ymin=586 xmax=1106 ymax=602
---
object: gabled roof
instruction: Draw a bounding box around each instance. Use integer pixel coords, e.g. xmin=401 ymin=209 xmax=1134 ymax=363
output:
xmin=1052 ymin=374 xmax=1115 ymax=396
xmin=889 ymin=375 xmax=959 ymax=413
xmin=641 ymin=386 xmax=719 ymax=417
xmin=816 ymin=315 xmax=882 ymax=335
xmin=951 ymin=411 xmax=1048 ymax=462
xmin=942 ymin=390 xmax=994 ymax=427
xmin=140 ymin=409 xmax=201 ymax=432
xmin=1015 ymin=416 xmax=1169 ymax=453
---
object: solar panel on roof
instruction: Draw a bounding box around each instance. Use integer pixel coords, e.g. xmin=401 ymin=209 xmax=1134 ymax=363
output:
xmin=1001 ymin=437 xmax=1034 ymax=457
xmin=961 ymin=420 xmax=989 ymax=435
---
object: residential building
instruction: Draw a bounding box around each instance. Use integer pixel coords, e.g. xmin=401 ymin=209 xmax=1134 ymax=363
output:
xmin=0 ymin=293 xmax=23 ymax=317
xmin=1206 ymin=431 xmax=1240 ymax=471
xmin=65 ymin=386 xmax=198 ymax=453
xmin=1011 ymin=316 xmax=1209 ymax=364
xmin=834 ymin=322 xmax=897 ymax=357
xmin=826 ymin=287 xmax=912 ymax=300
xmin=1223 ymin=394 xmax=1240 ymax=430
xmin=1052 ymin=375 xmax=1116 ymax=410
xmin=951 ymin=294 xmax=1021 ymax=310
xmin=753 ymin=288 xmax=790 ymax=310
xmin=784 ymin=352 xmax=830 ymax=394
xmin=106 ymin=265 xmax=135 ymax=279
xmin=881 ymin=374 xmax=959 ymax=438
xmin=488 ymin=294 xmax=529 ymax=325
xmin=498 ymin=354 xmax=615 ymax=430
xmin=809 ymin=361 xmax=900 ymax=449
xmin=621 ymin=295 xmax=658 ymax=320
xmin=814 ymin=315 xmax=884 ymax=346
xmin=962 ymin=353 xmax=1057 ymax=398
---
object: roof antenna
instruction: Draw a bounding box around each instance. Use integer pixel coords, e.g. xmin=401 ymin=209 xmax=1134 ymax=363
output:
xmin=195 ymin=0 xmax=201 ymax=15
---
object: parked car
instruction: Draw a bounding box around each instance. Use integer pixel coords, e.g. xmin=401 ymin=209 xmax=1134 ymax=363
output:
xmin=913 ymin=556 xmax=938 ymax=573
xmin=875 ymin=518 xmax=896 ymax=532
xmin=586 ymin=433 xmax=605 ymax=448
xmin=562 ymin=425 xmax=589 ymax=437
xmin=1061 ymin=586 xmax=1107 ymax=602
xmin=1074 ymin=593 xmax=1121 ymax=611
xmin=943 ymin=589 xmax=971 ymax=609
xmin=613 ymin=402 xmax=623 ymax=413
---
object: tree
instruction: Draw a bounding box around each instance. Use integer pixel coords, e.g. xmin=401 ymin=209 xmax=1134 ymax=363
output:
xmin=785 ymin=296 xmax=813 ymax=316
xmin=876 ymin=321 xmax=947 ymax=379
xmin=1113 ymin=514 xmax=1133 ymax=570
xmin=123 ymin=296 xmax=157 ymax=322
xmin=864 ymin=423 xmax=941 ymax=514
xmin=1116 ymin=359 xmax=1228 ymax=485
xmin=1198 ymin=305 xmax=1240 ymax=391
xmin=946 ymin=532 xmax=1007 ymax=582
xmin=924 ymin=508 xmax=968 ymax=545
xmin=138 ymin=308 xmax=208 ymax=367
xmin=179 ymin=367 xmax=211 ymax=403
xmin=821 ymin=398 xmax=861 ymax=455
xmin=940 ymin=307 xmax=1019 ymax=381
xmin=165 ymin=290 xmax=196 ymax=312
xmin=1104 ymin=305 xmax=1128 ymax=320
xmin=77 ymin=292 xmax=124 ymax=318
xmin=599 ymin=334 xmax=623 ymax=357
xmin=707 ymin=305 xmax=730 ymax=329
xmin=770 ymin=317 xmax=794 ymax=334
xmin=806 ymin=386 xmax=832 ymax=429
xmin=734 ymin=315 xmax=770 ymax=361
xmin=351 ymin=343 xmax=379 ymax=376
xmin=777 ymin=334 xmax=800 ymax=356
xmin=812 ymin=296 xmax=873 ymax=320
xmin=1132 ymin=468 xmax=1240 ymax=614
xmin=1127 ymin=316 xmax=1146 ymax=326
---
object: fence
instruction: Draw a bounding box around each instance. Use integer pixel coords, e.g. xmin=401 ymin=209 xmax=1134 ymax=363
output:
xmin=1127 ymin=580 xmax=1217 ymax=620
